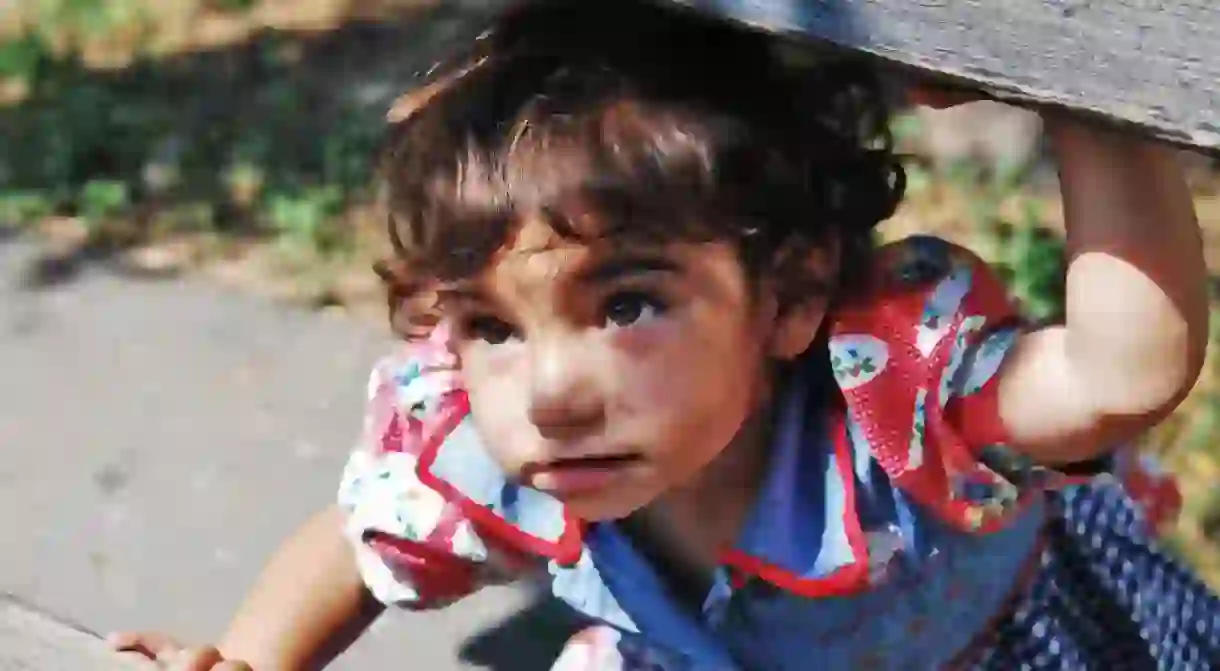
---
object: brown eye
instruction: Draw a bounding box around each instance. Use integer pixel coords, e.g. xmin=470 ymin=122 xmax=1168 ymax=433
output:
xmin=464 ymin=315 xmax=520 ymax=345
xmin=602 ymin=291 xmax=668 ymax=329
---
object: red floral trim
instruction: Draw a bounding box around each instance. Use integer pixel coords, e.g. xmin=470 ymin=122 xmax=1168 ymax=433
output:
xmin=718 ymin=411 xmax=870 ymax=598
xmin=365 ymin=532 xmax=481 ymax=608
xmin=413 ymin=390 xmax=587 ymax=567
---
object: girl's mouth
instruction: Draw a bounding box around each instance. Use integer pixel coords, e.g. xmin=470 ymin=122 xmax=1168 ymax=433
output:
xmin=524 ymin=454 xmax=645 ymax=496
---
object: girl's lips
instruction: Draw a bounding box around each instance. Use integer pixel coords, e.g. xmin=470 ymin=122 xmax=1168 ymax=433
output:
xmin=525 ymin=455 xmax=643 ymax=496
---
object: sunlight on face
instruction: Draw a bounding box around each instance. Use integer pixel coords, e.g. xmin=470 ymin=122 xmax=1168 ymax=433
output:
xmin=441 ymin=217 xmax=782 ymax=521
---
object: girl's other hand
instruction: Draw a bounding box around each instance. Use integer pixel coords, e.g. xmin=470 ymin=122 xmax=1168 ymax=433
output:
xmin=907 ymin=84 xmax=984 ymax=110
xmin=106 ymin=631 xmax=253 ymax=670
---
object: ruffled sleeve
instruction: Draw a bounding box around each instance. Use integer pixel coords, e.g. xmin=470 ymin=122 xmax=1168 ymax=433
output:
xmin=336 ymin=339 xmax=530 ymax=609
xmin=829 ymin=235 xmax=1060 ymax=534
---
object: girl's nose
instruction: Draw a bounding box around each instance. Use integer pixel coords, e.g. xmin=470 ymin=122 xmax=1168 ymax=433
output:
xmin=526 ymin=336 xmax=605 ymax=440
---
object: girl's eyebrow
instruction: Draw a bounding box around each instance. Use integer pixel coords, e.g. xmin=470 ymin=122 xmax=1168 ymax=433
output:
xmin=578 ymin=253 xmax=682 ymax=285
xmin=435 ymin=283 xmax=484 ymax=304
xmin=434 ymin=250 xmax=681 ymax=302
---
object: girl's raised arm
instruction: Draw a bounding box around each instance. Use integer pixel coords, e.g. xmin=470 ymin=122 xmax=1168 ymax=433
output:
xmin=998 ymin=118 xmax=1208 ymax=463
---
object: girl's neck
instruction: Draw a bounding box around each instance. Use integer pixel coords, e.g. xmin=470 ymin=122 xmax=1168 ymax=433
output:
xmin=621 ymin=401 xmax=777 ymax=609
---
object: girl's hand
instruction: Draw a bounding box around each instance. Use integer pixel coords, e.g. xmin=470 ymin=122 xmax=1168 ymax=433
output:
xmin=907 ymin=85 xmax=982 ymax=110
xmin=106 ymin=631 xmax=253 ymax=670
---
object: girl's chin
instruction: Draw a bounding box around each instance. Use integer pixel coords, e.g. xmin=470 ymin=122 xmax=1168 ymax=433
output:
xmin=561 ymin=492 xmax=652 ymax=523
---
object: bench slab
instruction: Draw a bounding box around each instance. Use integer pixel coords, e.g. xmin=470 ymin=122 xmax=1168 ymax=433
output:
xmin=1 ymin=595 xmax=149 ymax=671
xmin=664 ymin=0 xmax=1220 ymax=154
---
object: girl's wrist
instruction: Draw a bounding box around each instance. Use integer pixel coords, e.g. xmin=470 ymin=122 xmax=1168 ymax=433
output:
xmin=1043 ymin=113 xmax=1176 ymax=167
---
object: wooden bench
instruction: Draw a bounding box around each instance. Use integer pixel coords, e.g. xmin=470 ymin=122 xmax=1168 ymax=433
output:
xmin=663 ymin=0 xmax=1220 ymax=155
xmin=1 ymin=595 xmax=149 ymax=670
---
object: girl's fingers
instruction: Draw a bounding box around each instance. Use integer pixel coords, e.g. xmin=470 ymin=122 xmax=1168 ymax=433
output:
xmin=105 ymin=631 xmax=183 ymax=659
xmin=167 ymin=646 xmax=224 ymax=671
xmin=907 ymin=85 xmax=984 ymax=110
xmin=105 ymin=631 xmax=249 ymax=669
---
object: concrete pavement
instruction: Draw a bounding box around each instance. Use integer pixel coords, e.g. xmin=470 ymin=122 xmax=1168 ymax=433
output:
xmin=0 ymin=234 xmax=574 ymax=669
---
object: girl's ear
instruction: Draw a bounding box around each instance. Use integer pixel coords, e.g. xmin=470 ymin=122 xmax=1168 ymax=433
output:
xmin=768 ymin=293 xmax=829 ymax=360
xmin=766 ymin=241 xmax=840 ymax=361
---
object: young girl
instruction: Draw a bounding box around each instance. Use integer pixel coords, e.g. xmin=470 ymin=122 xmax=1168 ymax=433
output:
xmin=112 ymin=1 xmax=1217 ymax=669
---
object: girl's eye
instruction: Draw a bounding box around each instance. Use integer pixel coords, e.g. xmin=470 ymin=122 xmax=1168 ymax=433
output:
xmin=464 ymin=315 xmax=520 ymax=345
xmin=602 ymin=291 xmax=668 ymax=329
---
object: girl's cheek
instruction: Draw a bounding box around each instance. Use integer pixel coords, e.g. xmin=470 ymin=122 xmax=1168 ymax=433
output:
xmin=609 ymin=313 xmax=681 ymax=356
xmin=631 ymin=362 xmax=685 ymax=408
xmin=609 ymin=319 xmax=689 ymax=405
xmin=464 ymin=342 xmax=525 ymax=377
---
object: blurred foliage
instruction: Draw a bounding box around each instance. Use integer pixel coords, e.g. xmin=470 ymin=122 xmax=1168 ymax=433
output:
xmin=25 ymin=0 xmax=153 ymax=44
xmin=935 ymin=158 xmax=1066 ymax=324
xmin=0 ymin=0 xmax=399 ymax=260
xmin=208 ymin=0 xmax=260 ymax=11
xmin=0 ymin=25 xmax=383 ymax=259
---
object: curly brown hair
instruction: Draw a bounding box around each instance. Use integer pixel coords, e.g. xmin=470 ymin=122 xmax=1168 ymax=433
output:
xmin=375 ymin=0 xmax=905 ymax=339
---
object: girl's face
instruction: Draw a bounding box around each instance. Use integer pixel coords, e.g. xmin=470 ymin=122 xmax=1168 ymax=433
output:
xmin=443 ymin=217 xmax=829 ymax=521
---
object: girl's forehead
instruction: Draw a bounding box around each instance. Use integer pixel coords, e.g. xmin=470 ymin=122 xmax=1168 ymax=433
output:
xmin=491 ymin=217 xmax=601 ymax=285
xmin=443 ymin=217 xmax=718 ymax=300
xmin=435 ymin=217 xmax=631 ymax=304
xmin=487 ymin=219 xmax=664 ymax=295
xmin=510 ymin=215 xmax=568 ymax=253
xmin=441 ymin=216 xmax=747 ymax=308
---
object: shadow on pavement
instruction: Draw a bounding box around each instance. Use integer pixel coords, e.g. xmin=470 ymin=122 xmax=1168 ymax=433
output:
xmin=16 ymin=236 xmax=128 ymax=290
xmin=458 ymin=595 xmax=584 ymax=670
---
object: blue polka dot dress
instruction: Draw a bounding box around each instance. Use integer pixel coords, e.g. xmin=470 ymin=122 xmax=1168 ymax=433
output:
xmin=963 ymin=481 xmax=1220 ymax=670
